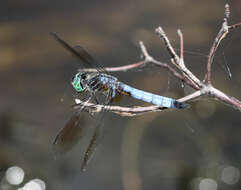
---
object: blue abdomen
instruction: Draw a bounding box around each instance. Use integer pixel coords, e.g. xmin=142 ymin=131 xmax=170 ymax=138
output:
xmin=119 ymin=83 xmax=187 ymax=109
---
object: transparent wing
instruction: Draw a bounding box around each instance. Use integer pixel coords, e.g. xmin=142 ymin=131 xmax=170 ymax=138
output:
xmin=79 ymin=91 xmax=113 ymax=172
xmin=53 ymin=114 xmax=87 ymax=156
xmin=51 ymin=32 xmax=113 ymax=171
xmin=50 ymin=32 xmax=105 ymax=73
xmin=53 ymin=92 xmax=113 ymax=171
xmin=80 ymin=111 xmax=106 ymax=172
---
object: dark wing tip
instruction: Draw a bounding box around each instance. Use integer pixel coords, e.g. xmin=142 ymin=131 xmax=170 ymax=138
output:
xmin=49 ymin=31 xmax=57 ymax=37
xmin=49 ymin=32 xmax=62 ymax=42
xmin=173 ymin=101 xmax=190 ymax=109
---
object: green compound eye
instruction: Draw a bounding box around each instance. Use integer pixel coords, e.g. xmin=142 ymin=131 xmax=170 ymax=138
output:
xmin=71 ymin=73 xmax=84 ymax=92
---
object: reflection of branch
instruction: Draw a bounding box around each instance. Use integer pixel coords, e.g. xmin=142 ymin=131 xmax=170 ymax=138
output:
xmin=76 ymin=4 xmax=241 ymax=115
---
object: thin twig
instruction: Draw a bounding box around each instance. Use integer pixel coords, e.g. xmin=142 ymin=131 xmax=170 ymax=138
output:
xmin=156 ymin=27 xmax=203 ymax=89
xmin=73 ymin=99 xmax=165 ymax=116
xmin=72 ymin=4 xmax=241 ymax=115
xmin=206 ymin=19 xmax=229 ymax=84
xmin=225 ymin=4 xmax=230 ymax=19
xmin=229 ymin=22 xmax=241 ymax=30
xmin=79 ymin=41 xmax=200 ymax=90
xmin=202 ymin=86 xmax=241 ymax=112
xmin=138 ymin=41 xmax=200 ymax=90
xmin=78 ymin=61 xmax=146 ymax=73
xmin=73 ymin=90 xmax=202 ymax=117
xmin=205 ymin=4 xmax=235 ymax=84
xmin=155 ymin=27 xmax=180 ymax=64
xmin=178 ymin=29 xmax=184 ymax=60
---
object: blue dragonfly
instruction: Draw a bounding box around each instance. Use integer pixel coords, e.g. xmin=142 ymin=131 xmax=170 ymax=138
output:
xmin=51 ymin=33 xmax=189 ymax=171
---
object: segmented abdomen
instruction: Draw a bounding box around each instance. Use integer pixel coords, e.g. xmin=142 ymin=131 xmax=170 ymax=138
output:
xmin=99 ymin=74 xmax=188 ymax=109
xmin=119 ymin=83 xmax=187 ymax=109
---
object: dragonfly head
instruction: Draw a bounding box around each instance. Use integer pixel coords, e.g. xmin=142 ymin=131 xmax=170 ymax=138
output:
xmin=71 ymin=72 xmax=86 ymax=92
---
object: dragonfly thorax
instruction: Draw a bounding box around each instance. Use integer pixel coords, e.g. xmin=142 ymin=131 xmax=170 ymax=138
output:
xmin=71 ymin=72 xmax=87 ymax=92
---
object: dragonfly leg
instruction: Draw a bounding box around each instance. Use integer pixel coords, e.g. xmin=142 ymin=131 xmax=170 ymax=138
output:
xmin=104 ymin=88 xmax=116 ymax=104
xmin=75 ymin=95 xmax=93 ymax=114
xmin=90 ymin=91 xmax=100 ymax=104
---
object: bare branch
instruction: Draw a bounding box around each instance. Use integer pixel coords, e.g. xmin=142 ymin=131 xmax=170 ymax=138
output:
xmin=206 ymin=19 xmax=229 ymax=84
xmin=202 ymin=86 xmax=241 ymax=112
xmin=225 ymin=4 xmax=230 ymax=19
xmin=229 ymin=22 xmax=241 ymax=30
xmin=178 ymin=91 xmax=202 ymax=102
xmin=73 ymin=98 xmax=166 ymax=116
xmin=74 ymin=4 xmax=241 ymax=115
xmin=138 ymin=41 xmax=200 ymax=90
xmin=155 ymin=27 xmax=180 ymax=64
xmin=205 ymin=4 xmax=241 ymax=84
xmin=177 ymin=29 xmax=184 ymax=60
xmin=73 ymin=90 xmax=204 ymax=117
xmin=79 ymin=41 xmax=200 ymax=90
xmin=155 ymin=27 xmax=203 ymax=89
xmin=78 ymin=61 xmax=146 ymax=73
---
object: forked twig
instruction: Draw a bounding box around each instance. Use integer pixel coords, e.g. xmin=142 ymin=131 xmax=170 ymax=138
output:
xmin=74 ymin=4 xmax=241 ymax=116
xmin=205 ymin=4 xmax=241 ymax=84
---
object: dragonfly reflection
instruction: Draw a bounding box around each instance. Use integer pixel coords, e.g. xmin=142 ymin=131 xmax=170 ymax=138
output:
xmin=51 ymin=32 xmax=189 ymax=171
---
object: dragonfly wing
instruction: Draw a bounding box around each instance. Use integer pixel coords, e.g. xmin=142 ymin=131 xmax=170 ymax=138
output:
xmin=50 ymin=32 xmax=89 ymax=65
xmin=50 ymin=32 xmax=105 ymax=73
xmin=53 ymin=114 xmax=87 ymax=156
xmin=73 ymin=45 xmax=105 ymax=73
xmin=80 ymin=118 xmax=104 ymax=172
xmin=79 ymin=92 xmax=113 ymax=172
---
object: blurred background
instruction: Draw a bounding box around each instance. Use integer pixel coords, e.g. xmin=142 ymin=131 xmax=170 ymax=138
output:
xmin=1 ymin=0 xmax=241 ymax=189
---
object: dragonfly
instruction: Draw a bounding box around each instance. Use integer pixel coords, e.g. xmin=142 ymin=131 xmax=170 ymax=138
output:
xmin=51 ymin=32 xmax=189 ymax=171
